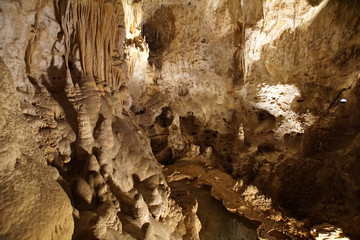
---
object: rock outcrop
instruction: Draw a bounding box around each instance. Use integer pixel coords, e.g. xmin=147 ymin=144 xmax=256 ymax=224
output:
xmin=0 ymin=58 xmax=74 ymax=240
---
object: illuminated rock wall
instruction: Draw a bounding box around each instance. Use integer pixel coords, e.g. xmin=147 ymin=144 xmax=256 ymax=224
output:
xmin=0 ymin=0 xmax=359 ymax=239
xmin=0 ymin=1 xmax=187 ymax=239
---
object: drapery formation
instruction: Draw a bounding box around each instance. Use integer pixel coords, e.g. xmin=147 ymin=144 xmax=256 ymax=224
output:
xmin=54 ymin=0 xmax=126 ymax=92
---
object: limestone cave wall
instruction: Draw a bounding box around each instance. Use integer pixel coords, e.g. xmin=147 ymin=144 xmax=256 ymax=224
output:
xmin=0 ymin=0 xmax=359 ymax=239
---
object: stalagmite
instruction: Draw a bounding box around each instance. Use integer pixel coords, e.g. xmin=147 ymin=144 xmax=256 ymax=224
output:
xmin=1 ymin=0 xmax=360 ymax=239
xmin=74 ymin=178 xmax=93 ymax=204
xmin=134 ymin=193 xmax=150 ymax=225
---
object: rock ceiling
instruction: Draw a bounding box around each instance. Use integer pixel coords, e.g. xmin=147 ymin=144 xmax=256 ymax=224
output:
xmin=0 ymin=0 xmax=360 ymax=239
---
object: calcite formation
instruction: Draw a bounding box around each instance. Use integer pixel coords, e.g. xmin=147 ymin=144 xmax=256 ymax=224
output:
xmin=0 ymin=58 xmax=74 ymax=240
xmin=0 ymin=0 xmax=359 ymax=239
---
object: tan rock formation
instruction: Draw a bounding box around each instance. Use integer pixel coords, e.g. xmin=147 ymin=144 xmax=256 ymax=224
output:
xmin=1 ymin=0 xmax=359 ymax=239
xmin=1 ymin=0 xmax=186 ymax=239
xmin=0 ymin=58 xmax=74 ymax=240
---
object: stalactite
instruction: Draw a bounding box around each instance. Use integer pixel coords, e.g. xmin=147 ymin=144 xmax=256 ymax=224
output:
xmin=55 ymin=0 xmax=125 ymax=92
xmin=25 ymin=0 xmax=51 ymax=75
xmin=121 ymin=0 xmax=142 ymax=38
xmin=111 ymin=66 xmax=126 ymax=88
xmin=54 ymin=0 xmax=71 ymax=69
xmin=238 ymin=0 xmax=246 ymax=83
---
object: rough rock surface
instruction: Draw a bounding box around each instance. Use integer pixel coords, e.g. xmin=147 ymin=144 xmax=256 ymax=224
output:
xmin=1 ymin=0 xmax=186 ymax=239
xmin=127 ymin=0 xmax=360 ymax=238
xmin=0 ymin=58 xmax=74 ymax=240
xmin=1 ymin=0 xmax=360 ymax=239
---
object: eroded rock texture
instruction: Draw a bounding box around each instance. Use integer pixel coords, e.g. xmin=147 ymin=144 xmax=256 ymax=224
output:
xmin=1 ymin=0 xmax=185 ymax=239
xmin=0 ymin=58 xmax=74 ymax=240
xmin=0 ymin=0 xmax=359 ymax=239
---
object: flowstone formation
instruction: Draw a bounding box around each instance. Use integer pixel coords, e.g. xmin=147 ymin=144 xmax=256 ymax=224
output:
xmin=0 ymin=0 xmax=360 ymax=239
xmin=1 ymin=0 xmax=188 ymax=239
xmin=126 ymin=0 xmax=360 ymax=238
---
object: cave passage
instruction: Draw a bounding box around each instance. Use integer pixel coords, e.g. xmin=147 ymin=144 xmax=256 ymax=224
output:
xmin=170 ymin=181 xmax=259 ymax=240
